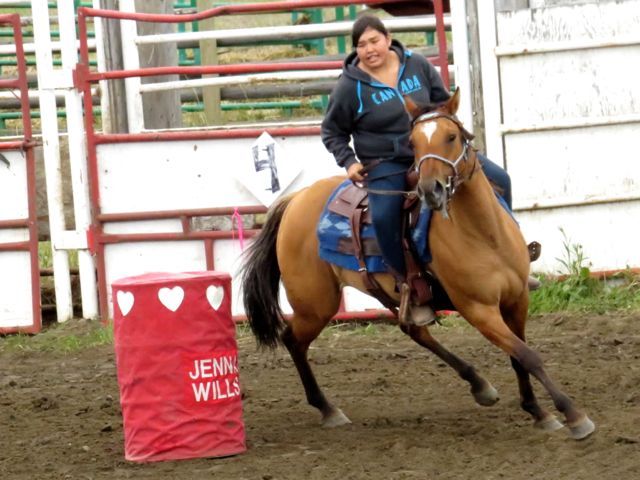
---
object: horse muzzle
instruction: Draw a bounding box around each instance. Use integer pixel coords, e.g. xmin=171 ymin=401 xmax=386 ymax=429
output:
xmin=418 ymin=177 xmax=447 ymax=211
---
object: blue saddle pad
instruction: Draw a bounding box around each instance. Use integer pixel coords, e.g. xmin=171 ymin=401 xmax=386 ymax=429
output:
xmin=317 ymin=180 xmax=432 ymax=273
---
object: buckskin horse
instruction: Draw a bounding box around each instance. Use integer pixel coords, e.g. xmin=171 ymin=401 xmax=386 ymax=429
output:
xmin=240 ymin=89 xmax=595 ymax=440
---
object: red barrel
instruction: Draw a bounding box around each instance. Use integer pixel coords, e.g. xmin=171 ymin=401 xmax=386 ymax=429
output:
xmin=112 ymin=271 xmax=246 ymax=462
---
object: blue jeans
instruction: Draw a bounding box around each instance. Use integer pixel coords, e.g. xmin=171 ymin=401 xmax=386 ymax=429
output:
xmin=478 ymin=153 xmax=512 ymax=209
xmin=365 ymin=155 xmax=512 ymax=276
xmin=366 ymin=161 xmax=410 ymax=276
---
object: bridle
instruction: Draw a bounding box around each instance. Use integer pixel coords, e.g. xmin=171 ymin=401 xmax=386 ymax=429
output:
xmin=353 ymin=111 xmax=476 ymax=200
xmin=412 ymin=111 xmax=476 ymax=202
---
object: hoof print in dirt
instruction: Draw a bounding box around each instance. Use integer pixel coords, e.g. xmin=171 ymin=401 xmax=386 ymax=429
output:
xmin=32 ymin=396 xmax=58 ymax=411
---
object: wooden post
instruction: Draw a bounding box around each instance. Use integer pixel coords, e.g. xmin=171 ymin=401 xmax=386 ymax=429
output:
xmin=197 ymin=0 xmax=223 ymax=125
xmin=134 ymin=0 xmax=183 ymax=129
xmin=495 ymin=0 xmax=529 ymax=11
xmin=99 ymin=0 xmax=129 ymax=133
xmin=465 ymin=0 xmax=486 ymax=154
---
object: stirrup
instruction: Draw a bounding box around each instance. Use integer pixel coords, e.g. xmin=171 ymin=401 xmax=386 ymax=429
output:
xmin=528 ymin=241 xmax=541 ymax=262
xmin=528 ymin=276 xmax=541 ymax=291
xmin=398 ymin=283 xmax=437 ymax=327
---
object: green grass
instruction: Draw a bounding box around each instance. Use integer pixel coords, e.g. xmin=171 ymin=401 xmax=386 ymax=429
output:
xmin=39 ymin=241 xmax=78 ymax=269
xmin=530 ymin=271 xmax=640 ymax=315
xmin=529 ymin=229 xmax=640 ymax=315
xmin=0 ymin=320 xmax=113 ymax=354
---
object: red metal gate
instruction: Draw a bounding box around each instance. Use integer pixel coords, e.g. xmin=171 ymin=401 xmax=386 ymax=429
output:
xmin=0 ymin=14 xmax=41 ymax=333
xmin=74 ymin=0 xmax=450 ymax=321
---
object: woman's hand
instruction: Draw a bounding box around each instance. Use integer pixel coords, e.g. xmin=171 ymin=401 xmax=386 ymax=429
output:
xmin=347 ymin=163 xmax=366 ymax=183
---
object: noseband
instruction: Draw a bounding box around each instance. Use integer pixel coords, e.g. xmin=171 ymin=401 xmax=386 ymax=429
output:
xmin=412 ymin=111 xmax=475 ymax=201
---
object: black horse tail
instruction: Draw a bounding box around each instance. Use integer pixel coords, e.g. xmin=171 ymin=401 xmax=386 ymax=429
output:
xmin=240 ymin=195 xmax=292 ymax=349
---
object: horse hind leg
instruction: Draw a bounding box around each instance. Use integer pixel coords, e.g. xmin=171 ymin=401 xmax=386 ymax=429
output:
xmin=401 ymin=324 xmax=499 ymax=407
xmin=279 ymin=263 xmax=350 ymax=427
xmin=281 ymin=317 xmax=351 ymax=428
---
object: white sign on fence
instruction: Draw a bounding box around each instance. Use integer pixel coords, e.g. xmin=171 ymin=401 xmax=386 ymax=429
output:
xmin=236 ymin=132 xmax=302 ymax=207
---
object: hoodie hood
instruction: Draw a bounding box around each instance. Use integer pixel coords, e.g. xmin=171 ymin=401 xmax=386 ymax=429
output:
xmin=342 ymin=39 xmax=408 ymax=84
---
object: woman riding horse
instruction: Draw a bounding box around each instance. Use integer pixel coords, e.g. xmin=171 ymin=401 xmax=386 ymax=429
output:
xmin=321 ymin=15 xmax=535 ymax=325
xmin=240 ymin=15 xmax=595 ymax=441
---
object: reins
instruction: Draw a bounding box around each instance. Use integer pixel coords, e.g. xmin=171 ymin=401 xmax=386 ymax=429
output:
xmin=352 ymin=160 xmax=420 ymax=197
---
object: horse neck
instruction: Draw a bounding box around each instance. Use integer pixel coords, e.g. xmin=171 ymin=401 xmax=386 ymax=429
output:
xmin=447 ymin=166 xmax=506 ymax=240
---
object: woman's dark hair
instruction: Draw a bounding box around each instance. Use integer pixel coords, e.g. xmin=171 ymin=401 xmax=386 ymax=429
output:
xmin=351 ymin=14 xmax=389 ymax=48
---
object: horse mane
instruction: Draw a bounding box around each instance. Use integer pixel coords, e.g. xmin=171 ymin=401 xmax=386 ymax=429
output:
xmin=411 ymin=100 xmax=475 ymax=142
xmin=410 ymin=101 xmax=447 ymax=123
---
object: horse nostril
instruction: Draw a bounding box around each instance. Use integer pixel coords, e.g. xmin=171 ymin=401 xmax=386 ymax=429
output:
xmin=433 ymin=180 xmax=444 ymax=197
xmin=418 ymin=177 xmax=448 ymax=210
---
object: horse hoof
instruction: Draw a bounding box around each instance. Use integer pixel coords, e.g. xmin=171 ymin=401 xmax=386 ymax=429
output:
xmin=567 ymin=416 xmax=596 ymax=440
xmin=472 ymin=384 xmax=500 ymax=407
xmin=534 ymin=415 xmax=564 ymax=432
xmin=322 ymin=408 xmax=351 ymax=428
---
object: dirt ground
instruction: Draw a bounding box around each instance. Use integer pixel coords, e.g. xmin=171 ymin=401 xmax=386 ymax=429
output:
xmin=1 ymin=312 xmax=639 ymax=480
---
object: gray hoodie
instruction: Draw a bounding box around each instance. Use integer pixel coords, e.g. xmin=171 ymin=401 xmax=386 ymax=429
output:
xmin=321 ymin=40 xmax=450 ymax=170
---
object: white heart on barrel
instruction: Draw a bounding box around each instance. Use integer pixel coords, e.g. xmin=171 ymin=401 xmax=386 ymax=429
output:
xmin=206 ymin=285 xmax=224 ymax=310
xmin=117 ymin=290 xmax=134 ymax=316
xmin=158 ymin=286 xmax=185 ymax=312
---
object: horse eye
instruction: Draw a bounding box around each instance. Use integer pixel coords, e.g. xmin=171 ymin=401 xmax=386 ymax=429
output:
xmin=448 ymin=134 xmax=457 ymax=142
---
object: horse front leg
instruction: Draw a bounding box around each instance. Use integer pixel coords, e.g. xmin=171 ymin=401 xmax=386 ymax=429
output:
xmin=509 ymin=357 xmax=564 ymax=432
xmin=501 ymin=302 xmax=564 ymax=432
xmin=465 ymin=304 xmax=595 ymax=440
xmin=281 ymin=323 xmax=351 ymax=428
xmin=400 ymin=324 xmax=499 ymax=407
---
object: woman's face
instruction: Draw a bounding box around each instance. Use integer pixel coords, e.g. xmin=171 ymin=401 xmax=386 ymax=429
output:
xmin=355 ymin=26 xmax=391 ymax=70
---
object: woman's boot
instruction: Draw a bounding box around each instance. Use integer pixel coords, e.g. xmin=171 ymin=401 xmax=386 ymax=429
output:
xmin=398 ymin=282 xmax=437 ymax=326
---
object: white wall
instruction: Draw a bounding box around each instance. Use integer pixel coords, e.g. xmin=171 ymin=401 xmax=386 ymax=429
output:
xmin=481 ymin=0 xmax=640 ymax=274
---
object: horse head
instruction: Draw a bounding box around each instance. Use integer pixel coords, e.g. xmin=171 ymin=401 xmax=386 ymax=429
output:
xmin=406 ymin=89 xmax=476 ymax=218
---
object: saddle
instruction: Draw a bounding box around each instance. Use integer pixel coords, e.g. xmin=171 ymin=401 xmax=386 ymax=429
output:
xmin=326 ymin=173 xmax=543 ymax=317
xmin=326 ymin=171 xmax=431 ymax=315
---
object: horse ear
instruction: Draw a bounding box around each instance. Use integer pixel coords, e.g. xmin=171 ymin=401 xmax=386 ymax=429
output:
xmin=444 ymin=88 xmax=460 ymax=115
xmin=403 ymin=95 xmax=421 ymax=120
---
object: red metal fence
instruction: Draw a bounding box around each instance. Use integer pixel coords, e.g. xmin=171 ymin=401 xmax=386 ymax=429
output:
xmin=74 ymin=0 xmax=450 ymax=320
xmin=0 ymin=14 xmax=40 ymax=333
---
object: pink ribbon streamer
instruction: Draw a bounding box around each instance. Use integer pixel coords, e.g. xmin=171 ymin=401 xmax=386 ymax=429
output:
xmin=231 ymin=207 xmax=245 ymax=251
